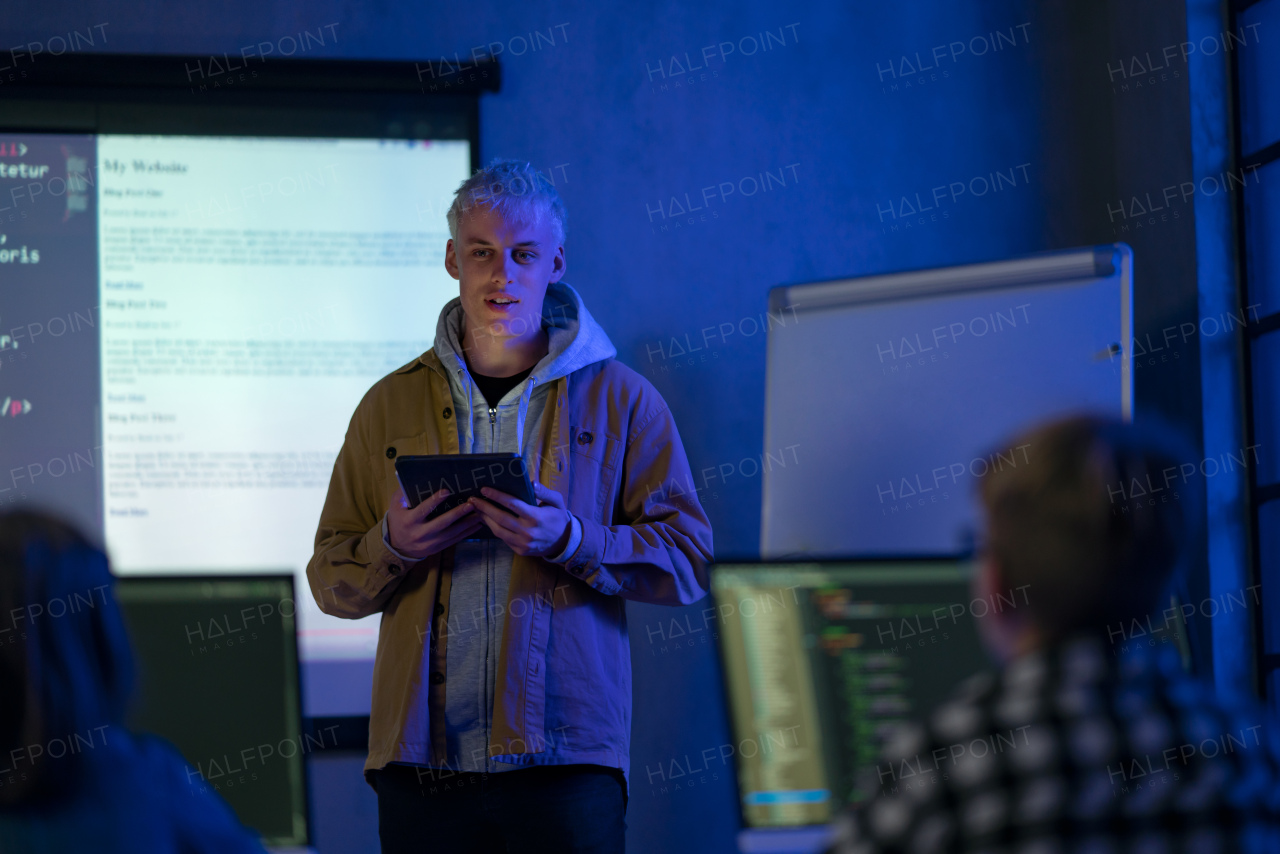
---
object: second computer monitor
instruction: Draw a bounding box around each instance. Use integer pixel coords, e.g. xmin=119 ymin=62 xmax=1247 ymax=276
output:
xmin=114 ymin=575 xmax=309 ymax=847
xmin=713 ymin=558 xmax=997 ymax=828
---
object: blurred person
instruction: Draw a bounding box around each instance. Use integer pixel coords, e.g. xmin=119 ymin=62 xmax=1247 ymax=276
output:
xmin=307 ymin=159 xmax=713 ymax=853
xmin=0 ymin=510 xmax=266 ymax=854
xmin=829 ymin=415 xmax=1280 ymax=853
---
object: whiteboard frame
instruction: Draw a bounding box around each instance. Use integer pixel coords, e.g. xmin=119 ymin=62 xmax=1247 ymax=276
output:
xmin=760 ymin=244 xmax=1134 ymax=558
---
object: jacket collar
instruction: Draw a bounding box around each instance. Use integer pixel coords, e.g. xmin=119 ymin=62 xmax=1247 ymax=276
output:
xmin=391 ymin=348 xmax=441 ymax=375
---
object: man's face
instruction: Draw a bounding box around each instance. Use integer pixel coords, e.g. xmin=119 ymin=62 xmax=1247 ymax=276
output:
xmin=445 ymin=203 xmax=565 ymax=347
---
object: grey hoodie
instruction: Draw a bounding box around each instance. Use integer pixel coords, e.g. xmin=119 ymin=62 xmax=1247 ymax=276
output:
xmin=416 ymin=281 xmax=616 ymax=773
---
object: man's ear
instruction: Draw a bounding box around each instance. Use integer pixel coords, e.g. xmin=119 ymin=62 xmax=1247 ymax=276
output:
xmin=444 ymin=238 xmax=461 ymax=280
xmin=547 ymin=246 xmax=566 ymax=284
xmin=974 ymin=553 xmax=1038 ymax=662
xmin=976 ymin=553 xmax=1004 ymax=603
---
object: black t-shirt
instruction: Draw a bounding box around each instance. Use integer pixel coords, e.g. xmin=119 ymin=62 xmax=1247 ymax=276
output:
xmin=472 ymin=365 xmax=535 ymax=409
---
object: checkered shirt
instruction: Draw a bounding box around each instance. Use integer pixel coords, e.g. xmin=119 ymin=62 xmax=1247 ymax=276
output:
xmin=827 ymin=633 xmax=1280 ymax=853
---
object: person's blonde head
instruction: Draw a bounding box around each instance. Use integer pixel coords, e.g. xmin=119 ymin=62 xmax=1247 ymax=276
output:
xmin=447 ymin=159 xmax=567 ymax=246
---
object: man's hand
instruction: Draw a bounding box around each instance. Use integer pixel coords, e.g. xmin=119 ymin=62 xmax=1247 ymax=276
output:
xmin=467 ymin=482 xmax=573 ymax=558
xmin=387 ymin=485 xmax=485 ymax=560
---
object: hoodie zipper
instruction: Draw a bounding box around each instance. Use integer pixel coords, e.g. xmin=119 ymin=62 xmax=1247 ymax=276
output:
xmin=484 ymin=401 xmax=496 ymax=771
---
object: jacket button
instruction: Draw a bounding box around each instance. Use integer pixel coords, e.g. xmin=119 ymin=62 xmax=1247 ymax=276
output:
xmin=430 ymin=672 xmax=445 ymax=685
xmin=577 ymin=431 xmax=593 ymax=445
xmin=434 ymin=603 xmax=445 ymax=616
xmin=386 ymin=446 xmax=397 ymax=459
xmin=443 ymin=407 xmax=452 ymax=419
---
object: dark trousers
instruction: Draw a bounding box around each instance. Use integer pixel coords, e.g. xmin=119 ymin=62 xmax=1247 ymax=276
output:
xmin=372 ymin=762 xmax=627 ymax=854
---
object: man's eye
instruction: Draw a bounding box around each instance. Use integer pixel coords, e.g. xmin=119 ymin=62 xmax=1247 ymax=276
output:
xmin=516 ymin=251 xmax=534 ymax=261
xmin=473 ymin=249 xmax=490 ymax=257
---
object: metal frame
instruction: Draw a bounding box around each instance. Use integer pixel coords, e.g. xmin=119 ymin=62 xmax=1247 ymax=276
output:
xmin=1225 ymin=0 xmax=1280 ymax=697
xmin=0 ymin=52 xmax=499 ymax=171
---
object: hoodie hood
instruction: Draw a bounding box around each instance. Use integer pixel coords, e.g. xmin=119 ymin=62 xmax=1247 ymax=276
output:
xmin=433 ymin=281 xmax=617 ymax=452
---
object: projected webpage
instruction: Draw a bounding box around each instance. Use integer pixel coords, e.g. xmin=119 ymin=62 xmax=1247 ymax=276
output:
xmin=93 ymin=135 xmax=468 ymax=660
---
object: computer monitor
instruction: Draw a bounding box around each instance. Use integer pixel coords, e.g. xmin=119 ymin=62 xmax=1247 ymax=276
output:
xmin=114 ymin=574 xmax=308 ymax=847
xmin=713 ymin=558 xmax=994 ymax=829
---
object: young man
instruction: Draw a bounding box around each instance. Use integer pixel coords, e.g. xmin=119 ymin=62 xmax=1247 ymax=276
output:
xmin=307 ymin=160 xmax=713 ymax=853
xmin=829 ymin=416 xmax=1280 ymax=853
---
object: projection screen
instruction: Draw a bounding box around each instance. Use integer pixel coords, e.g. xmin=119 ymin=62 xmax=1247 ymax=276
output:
xmin=3 ymin=130 xmax=470 ymax=660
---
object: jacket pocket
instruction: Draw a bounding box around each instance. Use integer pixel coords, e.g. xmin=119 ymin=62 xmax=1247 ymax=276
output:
xmin=375 ymin=433 xmax=436 ymax=509
xmin=568 ymin=427 xmax=622 ymax=522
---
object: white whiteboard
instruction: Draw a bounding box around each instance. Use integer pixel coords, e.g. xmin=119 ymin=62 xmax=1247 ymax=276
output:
xmin=761 ymin=245 xmax=1133 ymax=558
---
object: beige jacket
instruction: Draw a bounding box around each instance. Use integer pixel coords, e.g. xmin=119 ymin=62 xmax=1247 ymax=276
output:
xmin=306 ymin=345 xmax=714 ymax=782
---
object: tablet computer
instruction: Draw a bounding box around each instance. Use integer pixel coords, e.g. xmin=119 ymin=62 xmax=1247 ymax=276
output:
xmin=393 ymin=453 xmax=537 ymax=539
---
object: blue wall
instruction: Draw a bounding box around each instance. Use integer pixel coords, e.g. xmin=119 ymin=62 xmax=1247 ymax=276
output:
xmin=3 ymin=1 xmax=1207 ymax=852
